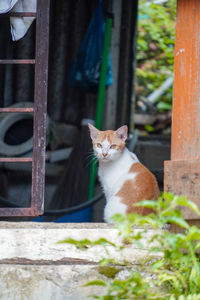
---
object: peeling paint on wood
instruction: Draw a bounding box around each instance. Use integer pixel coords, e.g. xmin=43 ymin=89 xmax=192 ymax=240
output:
xmin=164 ymin=0 xmax=200 ymax=221
xmin=165 ymin=160 xmax=200 ymax=219
xmin=171 ymin=0 xmax=200 ymax=161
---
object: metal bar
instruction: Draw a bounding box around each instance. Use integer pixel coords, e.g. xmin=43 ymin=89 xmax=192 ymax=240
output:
xmin=0 ymin=60 xmax=35 ymax=64
xmin=0 ymin=158 xmax=32 ymax=162
xmin=0 ymin=207 xmax=39 ymax=217
xmin=0 ymin=12 xmax=36 ymax=18
xmin=147 ymin=76 xmax=174 ymax=104
xmin=31 ymin=0 xmax=50 ymax=214
xmin=0 ymin=0 xmax=49 ymax=217
xmin=0 ymin=108 xmax=34 ymax=113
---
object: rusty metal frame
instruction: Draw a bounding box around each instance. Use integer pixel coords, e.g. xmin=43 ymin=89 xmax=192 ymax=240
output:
xmin=0 ymin=0 xmax=50 ymax=216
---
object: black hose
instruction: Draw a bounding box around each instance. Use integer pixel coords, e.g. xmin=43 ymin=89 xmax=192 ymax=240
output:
xmin=0 ymin=193 xmax=104 ymax=216
xmin=44 ymin=192 xmax=104 ymax=215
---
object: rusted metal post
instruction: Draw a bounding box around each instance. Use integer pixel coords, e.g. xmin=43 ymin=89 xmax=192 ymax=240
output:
xmin=31 ymin=0 xmax=50 ymax=215
xmin=164 ymin=0 xmax=200 ymax=219
xmin=0 ymin=0 xmax=49 ymax=216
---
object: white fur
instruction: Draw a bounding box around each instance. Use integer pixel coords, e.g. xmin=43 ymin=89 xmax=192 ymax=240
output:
xmin=98 ymin=147 xmax=139 ymax=223
xmin=104 ymin=196 xmax=127 ymax=223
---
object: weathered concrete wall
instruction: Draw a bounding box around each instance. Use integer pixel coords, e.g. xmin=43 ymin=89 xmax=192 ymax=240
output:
xmin=0 ymin=222 xmax=162 ymax=300
xmin=0 ymin=265 xmax=106 ymax=300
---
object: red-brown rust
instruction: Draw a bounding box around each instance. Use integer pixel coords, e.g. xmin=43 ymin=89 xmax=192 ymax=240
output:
xmin=31 ymin=0 xmax=50 ymax=215
xmin=0 ymin=0 xmax=49 ymax=217
xmin=0 ymin=207 xmax=39 ymax=217
xmin=0 ymin=158 xmax=32 ymax=162
xmin=0 ymin=12 xmax=36 ymax=17
xmin=0 ymin=108 xmax=34 ymax=113
xmin=0 ymin=60 xmax=35 ymax=64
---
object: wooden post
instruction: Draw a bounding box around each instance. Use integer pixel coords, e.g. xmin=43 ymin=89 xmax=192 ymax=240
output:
xmin=104 ymin=0 xmax=122 ymax=130
xmin=164 ymin=0 xmax=200 ymax=219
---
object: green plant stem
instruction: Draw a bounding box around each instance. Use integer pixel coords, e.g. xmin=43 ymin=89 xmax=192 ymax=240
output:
xmin=88 ymin=17 xmax=112 ymax=201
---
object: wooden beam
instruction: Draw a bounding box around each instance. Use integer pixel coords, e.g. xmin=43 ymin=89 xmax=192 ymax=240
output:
xmin=164 ymin=0 xmax=200 ymax=219
xmin=104 ymin=0 xmax=122 ymax=130
xmin=171 ymin=0 xmax=200 ymax=160
xmin=165 ymin=160 xmax=200 ymax=219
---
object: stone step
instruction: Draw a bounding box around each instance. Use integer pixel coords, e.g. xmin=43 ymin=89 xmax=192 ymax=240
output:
xmin=0 ymin=222 xmax=163 ymax=300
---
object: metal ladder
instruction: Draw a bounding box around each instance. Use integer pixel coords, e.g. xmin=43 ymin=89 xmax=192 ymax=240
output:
xmin=0 ymin=0 xmax=50 ymax=216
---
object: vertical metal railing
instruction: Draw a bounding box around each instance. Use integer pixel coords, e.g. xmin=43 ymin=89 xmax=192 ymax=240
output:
xmin=0 ymin=0 xmax=50 ymax=216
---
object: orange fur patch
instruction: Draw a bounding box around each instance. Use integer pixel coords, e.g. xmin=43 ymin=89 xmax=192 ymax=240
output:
xmin=117 ymin=162 xmax=160 ymax=215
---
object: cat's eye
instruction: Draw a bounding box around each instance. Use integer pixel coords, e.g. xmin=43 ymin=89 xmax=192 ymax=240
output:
xmin=96 ymin=143 xmax=102 ymax=148
xmin=110 ymin=144 xmax=117 ymax=149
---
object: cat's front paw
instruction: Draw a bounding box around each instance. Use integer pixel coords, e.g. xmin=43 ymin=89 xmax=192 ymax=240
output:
xmin=104 ymin=196 xmax=127 ymax=223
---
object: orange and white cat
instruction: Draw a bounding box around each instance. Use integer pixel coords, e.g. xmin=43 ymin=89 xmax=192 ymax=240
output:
xmin=88 ymin=124 xmax=160 ymax=223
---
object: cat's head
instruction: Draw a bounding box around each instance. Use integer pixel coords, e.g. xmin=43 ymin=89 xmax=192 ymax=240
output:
xmin=88 ymin=124 xmax=128 ymax=162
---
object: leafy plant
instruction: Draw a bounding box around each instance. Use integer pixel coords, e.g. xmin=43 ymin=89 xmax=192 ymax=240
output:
xmin=136 ymin=0 xmax=176 ymax=111
xmin=60 ymin=193 xmax=200 ymax=299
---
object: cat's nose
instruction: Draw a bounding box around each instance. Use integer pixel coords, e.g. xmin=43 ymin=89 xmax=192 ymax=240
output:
xmin=103 ymin=153 xmax=108 ymax=157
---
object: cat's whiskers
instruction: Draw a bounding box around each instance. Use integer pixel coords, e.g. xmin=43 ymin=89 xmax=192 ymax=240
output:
xmin=90 ymin=155 xmax=98 ymax=164
xmin=83 ymin=152 xmax=96 ymax=164
xmin=85 ymin=149 xmax=94 ymax=155
xmin=84 ymin=154 xmax=98 ymax=169
xmin=83 ymin=148 xmax=95 ymax=159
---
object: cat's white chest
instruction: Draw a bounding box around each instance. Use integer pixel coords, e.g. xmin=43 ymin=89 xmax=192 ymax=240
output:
xmin=98 ymin=148 xmax=139 ymax=223
xmin=98 ymin=148 xmax=138 ymax=199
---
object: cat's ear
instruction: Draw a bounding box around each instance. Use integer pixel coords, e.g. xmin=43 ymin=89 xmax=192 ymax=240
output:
xmin=88 ymin=123 xmax=100 ymax=141
xmin=115 ymin=125 xmax=128 ymax=142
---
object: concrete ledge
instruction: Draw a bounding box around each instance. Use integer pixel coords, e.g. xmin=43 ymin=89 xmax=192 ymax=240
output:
xmin=0 ymin=222 xmax=162 ymax=264
xmin=0 ymin=222 xmax=163 ymax=299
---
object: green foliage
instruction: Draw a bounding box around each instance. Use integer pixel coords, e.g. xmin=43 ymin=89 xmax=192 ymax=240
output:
xmin=136 ymin=0 xmax=176 ymax=111
xmin=88 ymin=271 xmax=154 ymax=300
xmin=97 ymin=266 xmax=120 ymax=279
xmin=144 ymin=124 xmax=155 ymax=133
xmin=58 ymin=237 xmax=116 ymax=250
xmin=169 ymin=296 xmax=200 ymax=300
xmin=60 ymin=193 xmax=200 ymax=299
